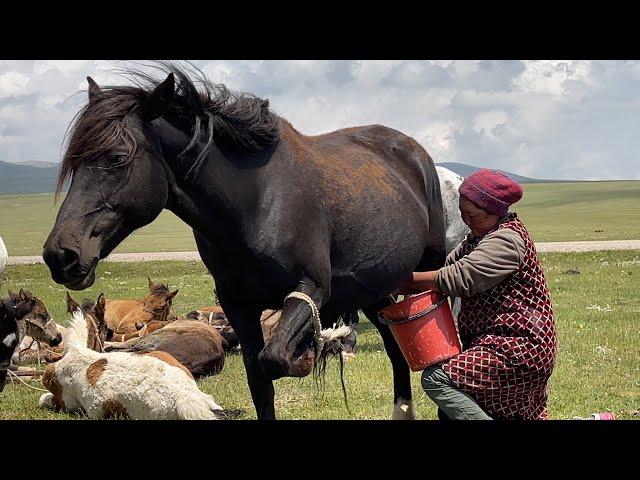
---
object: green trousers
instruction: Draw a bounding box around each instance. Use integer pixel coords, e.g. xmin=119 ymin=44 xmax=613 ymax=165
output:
xmin=421 ymin=364 xmax=492 ymax=420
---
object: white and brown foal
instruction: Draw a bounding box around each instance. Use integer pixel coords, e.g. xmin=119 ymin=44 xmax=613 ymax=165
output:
xmin=39 ymin=293 xmax=235 ymax=420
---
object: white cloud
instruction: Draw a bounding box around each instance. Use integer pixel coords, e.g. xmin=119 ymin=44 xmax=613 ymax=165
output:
xmin=514 ymin=60 xmax=595 ymax=96
xmin=0 ymin=60 xmax=638 ymax=180
xmin=473 ymin=110 xmax=509 ymax=137
xmin=0 ymin=72 xmax=30 ymax=98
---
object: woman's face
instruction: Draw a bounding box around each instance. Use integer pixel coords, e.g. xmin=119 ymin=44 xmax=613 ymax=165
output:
xmin=459 ymin=195 xmax=501 ymax=238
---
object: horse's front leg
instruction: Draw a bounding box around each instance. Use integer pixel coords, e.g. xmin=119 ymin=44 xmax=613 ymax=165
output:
xmin=362 ymin=298 xmax=414 ymax=420
xmin=218 ymin=295 xmax=275 ymax=420
xmin=259 ymin=277 xmax=326 ymax=381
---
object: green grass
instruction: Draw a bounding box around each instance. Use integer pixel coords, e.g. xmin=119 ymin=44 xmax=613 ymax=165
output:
xmin=516 ymin=181 xmax=640 ymax=242
xmin=1 ymin=250 xmax=638 ymax=420
xmin=1 ymin=181 xmax=639 ymax=256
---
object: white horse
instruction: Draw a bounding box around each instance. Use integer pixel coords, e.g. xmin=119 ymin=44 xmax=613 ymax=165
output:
xmin=435 ymin=166 xmax=468 ymax=254
xmin=0 ymin=236 xmax=7 ymax=279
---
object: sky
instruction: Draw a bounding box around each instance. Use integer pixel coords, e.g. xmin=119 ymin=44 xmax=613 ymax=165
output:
xmin=0 ymin=60 xmax=639 ymax=180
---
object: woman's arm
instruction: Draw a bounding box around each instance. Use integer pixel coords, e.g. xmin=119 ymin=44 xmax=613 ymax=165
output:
xmin=397 ymin=229 xmax=525 ymax=297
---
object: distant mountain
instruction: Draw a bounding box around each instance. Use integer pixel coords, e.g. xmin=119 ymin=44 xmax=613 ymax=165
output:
xmin=6 ymin=160 xmax=59 ymax=169
xmin=436 ymin=162 xmax=567 ymax=183
xmin=0 ymin=161 xmax=61 ymax=194
xmin=0 ymin=159 xmax=571 ymax=195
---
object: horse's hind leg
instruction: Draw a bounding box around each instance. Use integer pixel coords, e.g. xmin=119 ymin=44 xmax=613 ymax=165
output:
xmin=361 ymin=298 xmax=414 ymax=420
xmin=340 ymin=310 xmax=359 ymax=358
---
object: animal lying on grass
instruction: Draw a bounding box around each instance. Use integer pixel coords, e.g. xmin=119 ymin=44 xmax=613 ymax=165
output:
xmin=7 ymin=290 xmax=63 ymax=366
xmin=105 ymin=278 xmax=178 ymax=340
xmin=104 ymin=318 xmax=227 ymax=379
xmin=183 ymin=306 xmax=281 ymax=353
xmin=39 ymin=293 xmax=242 ymax=420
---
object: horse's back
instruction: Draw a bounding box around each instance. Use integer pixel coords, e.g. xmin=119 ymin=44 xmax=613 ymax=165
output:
xmin=104 ymin=299 xmax=144 ymax=332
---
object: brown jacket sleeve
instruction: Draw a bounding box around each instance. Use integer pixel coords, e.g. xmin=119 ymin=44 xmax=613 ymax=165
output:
xmin=435 ymin=229 xmax=526 ymax=298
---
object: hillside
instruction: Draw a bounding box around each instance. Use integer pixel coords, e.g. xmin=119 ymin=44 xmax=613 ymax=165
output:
xmin=436 ymin=162 xmax=564 ymax=183
xmin=0 ymin=159 xmax=563 ymax=195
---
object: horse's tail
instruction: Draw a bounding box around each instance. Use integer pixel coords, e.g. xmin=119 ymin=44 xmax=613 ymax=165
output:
xmin=63 ymin=309 xmax=89 ymax=354
xmin=175 ymin=393 xmax=245 ymax=420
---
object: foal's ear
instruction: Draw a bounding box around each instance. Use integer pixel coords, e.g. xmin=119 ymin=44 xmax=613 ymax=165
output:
xmin=141 ymin=73 xmax=175 ymax=122
xmin=8 ymin=290 xmax=18 ymax=304
xmin=95 ymin=294 xmax=106 ymax=319
xmin=18 ymin=289 xmax=32 ymax=302
xmin=66 ymin=291 xmax=80 ymax=314
xmin=167 ymin=289 xmax=179 ymax=300
xmin=87 ymin=76 xmax=103 ymax=103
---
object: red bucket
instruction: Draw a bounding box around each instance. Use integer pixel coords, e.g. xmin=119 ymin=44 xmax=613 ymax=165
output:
xmin=380 ymin=290 xmax=462 ymax=371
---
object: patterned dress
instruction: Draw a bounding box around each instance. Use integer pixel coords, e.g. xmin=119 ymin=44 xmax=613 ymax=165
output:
xmin=441 ymin=213 xmax=557 ymax=419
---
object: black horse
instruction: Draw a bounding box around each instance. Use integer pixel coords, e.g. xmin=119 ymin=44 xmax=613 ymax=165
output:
xmin=43 ymin=63 xmax=446 ymax=419
xmin=0 ymin=297 xmax=29 ymax=391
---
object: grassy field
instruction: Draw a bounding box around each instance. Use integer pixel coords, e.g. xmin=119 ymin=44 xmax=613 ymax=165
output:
xmin=1 ymin=181 xmax=639 ymax=256
xmin=1 ymin=250 xmax=638 ymax=420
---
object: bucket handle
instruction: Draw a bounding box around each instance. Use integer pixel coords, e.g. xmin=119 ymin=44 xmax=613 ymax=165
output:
xmin=378 ymin=296 xmax=449 ymax=325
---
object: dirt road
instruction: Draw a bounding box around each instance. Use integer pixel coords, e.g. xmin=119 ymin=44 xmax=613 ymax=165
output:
xmin=6 ymin=240 xmax=640 ymax=265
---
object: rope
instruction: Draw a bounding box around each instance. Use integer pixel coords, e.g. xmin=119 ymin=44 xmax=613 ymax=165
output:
xmin=5 ymin=369 xmax=48 ymax=393
xmin=284 ymin=291 xmax=324 ymax=358
xmin=86 ymin=314 xmax=104 ymax=353
xmin=283 ymin=291 xmax=352 ymax=358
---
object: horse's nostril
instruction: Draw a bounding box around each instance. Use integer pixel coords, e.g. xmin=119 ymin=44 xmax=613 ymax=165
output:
xmin=61 ymin=248 xmax=79 ymax=267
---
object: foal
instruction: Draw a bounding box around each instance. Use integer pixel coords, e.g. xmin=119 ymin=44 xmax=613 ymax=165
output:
xmin=7 ymin=290 xmax=63 ymax=365
xmin=39 ymin=294 xmax=234 ymax=420
xmin=105 ymin=278 xmax=178 ymax=339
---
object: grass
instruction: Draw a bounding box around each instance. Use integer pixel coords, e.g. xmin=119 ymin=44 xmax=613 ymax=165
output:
xmin=1 ymin=180 xmax=639 ymax=256
xmin=516 ymin=181 xmax=640 ymax=242
xmin=1 ymin=250 xmax=638 ymax=420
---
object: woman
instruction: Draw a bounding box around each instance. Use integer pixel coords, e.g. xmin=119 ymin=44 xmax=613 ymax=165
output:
xmin=398 ymin=169 xmax=557 ymax=420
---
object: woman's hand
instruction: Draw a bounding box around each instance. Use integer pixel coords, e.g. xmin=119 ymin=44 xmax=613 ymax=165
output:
xmin=394 ymin=276 xmax=424 ymax=295
xmin=393 ymin=271 xmax=441 ymax=296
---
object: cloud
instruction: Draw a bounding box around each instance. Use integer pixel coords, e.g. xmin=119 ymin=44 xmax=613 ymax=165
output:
xmin=0 ymin=60 xmax=638 ymax=180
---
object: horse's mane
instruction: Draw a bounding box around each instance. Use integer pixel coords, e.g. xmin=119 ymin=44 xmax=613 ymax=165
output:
xmin=57 ymin=61 xmax=280 ymax=197
xmin=148 ymin=282 xmax=170 ymax=297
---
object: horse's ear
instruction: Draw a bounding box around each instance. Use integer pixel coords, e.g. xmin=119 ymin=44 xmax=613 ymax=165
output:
xmin=167 ymin=289 xmax=179 ymax=300
xmin=66 ymin=291 xmax=80 ymax=314
xmin=87 ymin=76 xmax=103 ymax=103
xmin=141 ymin=73 xmax=175 ymax=122
xmin=18 ymin=289 xmax=30 ymax=302
xmin=95 ymin=294 xmax=106 ymax=319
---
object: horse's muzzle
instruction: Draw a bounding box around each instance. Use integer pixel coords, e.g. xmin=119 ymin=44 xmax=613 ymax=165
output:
xmin=43 ymin=245 xmax=98 ymax=290
xmin=259 ymin=348 xmax=314 ymax=380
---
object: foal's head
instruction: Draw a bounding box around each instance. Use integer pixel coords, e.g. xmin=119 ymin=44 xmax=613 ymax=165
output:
xmin=8 ymin=289 xmax=62 ymax=347
xmin=144 ymin=278 xmax=178 ymax=321
xmin=66 ymin=292 xmax=109 ymax=352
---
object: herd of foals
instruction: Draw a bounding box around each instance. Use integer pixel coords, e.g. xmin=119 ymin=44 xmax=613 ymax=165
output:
xmin=0 ymin=277 xmax=285 ymax=420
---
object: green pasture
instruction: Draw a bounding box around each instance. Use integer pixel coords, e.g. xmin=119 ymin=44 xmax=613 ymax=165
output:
xmin=1 ymin=250 xmax=638 ymax=420
xmin=1 ymin=181 xmax=639 ymax=256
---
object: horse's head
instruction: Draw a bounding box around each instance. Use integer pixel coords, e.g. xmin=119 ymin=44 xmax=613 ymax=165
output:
xmin=9 ymin=289 xmax=62 ymax=347
xmin=66 ymin=291 xmax=109 ymax=351
xmin=43 ymin=74 xmax=177 ymax=290
xmin=0 ymin=299 xmax=21 ymax=392
xmin=144 ymin=277 xmax=178 ymax=319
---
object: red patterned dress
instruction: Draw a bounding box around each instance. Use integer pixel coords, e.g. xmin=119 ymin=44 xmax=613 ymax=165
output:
xmin=441 ymin=213 xmax=557 ymax=419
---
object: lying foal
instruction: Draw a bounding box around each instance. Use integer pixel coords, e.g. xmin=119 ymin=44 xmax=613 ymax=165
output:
xmin=39 ymin=294 xmax=235 ymax=420
xmin=105 ymin=278 xmax=178 ymax=340
xmin=8 ymin=290 xmax=63 ymax=365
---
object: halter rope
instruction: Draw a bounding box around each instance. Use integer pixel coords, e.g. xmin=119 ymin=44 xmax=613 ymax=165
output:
xmin=283 ymin=292 xmax=351 ymax=358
